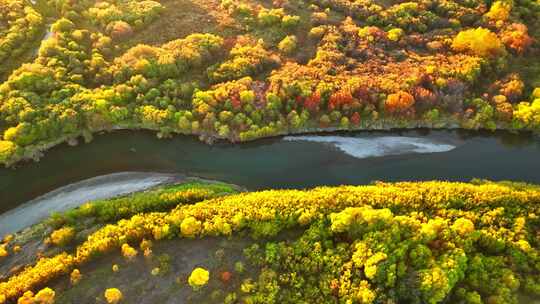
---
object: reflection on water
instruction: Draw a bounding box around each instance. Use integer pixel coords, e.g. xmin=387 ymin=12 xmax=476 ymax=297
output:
xmin=283 ymin=135 xmax=457 ymax=159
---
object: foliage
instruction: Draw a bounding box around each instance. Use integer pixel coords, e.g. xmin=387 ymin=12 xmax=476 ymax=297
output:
xmin=385 ymin=91 xmax=415 ymax=116
xmin=452 ymin=28 xmax=505 ymax=58
xmin=120 ymin=243 xmax=138 ymax=260
xmin=0 ymin=0 xmax=44 ymax=73
xmin=188 ymin=267 xmax=210 ymax=290
xmin=208 ymin=39 xmax=276 ymax=83
xmin=501 ymin=23 xmax=533 ymax=54
xmin=0 ymin=0 xmax=540 ymax=166
xmin=485 ymin=1 xmax=512 ymax=21
xmin=15 ymin=288 xmax=55 ymax=304
xmin=0 ymin=140 xmax=18 ymax=163
xmin=513 ymin=99 xmax=540 ymax=129
xmin=49 ymin=181 xmax=238 ymax=226
xmin=0 ymin=181 xmax=539 ymax=303
xmin=278 ymin=35 xmax=297 ymax=55
xmin=49 ymin=227 xmax=75 ymax=246
xmin=104 ymin=288 xmax=123 ymax=304
xmin=70 ymin=269 xmax=82 ymax=285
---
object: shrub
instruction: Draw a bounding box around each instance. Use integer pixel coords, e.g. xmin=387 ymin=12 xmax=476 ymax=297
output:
xmin=452 ymin=28 xmax=504 ymax=58
xmin=188 ymin=267 xmax=210 ymax=290
xmin=107 ymin=21 xmax=134 ymax=41
xmin=0 ymin=245 xmax=8 ymax=258
xmin=387 ymin=28 xmax=404 ymax=41
xmin=513 ymin=100 xmax=540 ymax=129
xmin=16 ymin=288 xmax=55 ymax=304
xmin=0 ymin=141 xmax=17 ymax=164
xmin=34 ymin=288 xmax=55 ymax=304
xmin=533 ymin=88 xmax=540 ymax=100
xmin=208 ymin=40 xmax=274 ymax=82
xmin=49 ymin=227 xmax=75 ymax=246
xmin=281 ymin=15 xmax=300 ymax=30
xmin=385 ymin=91 xmax=415 ymax=115
xmin=70 ymin=269 xmax=82 ymax=285
xmin=180 ymin=216 xmax=202 ymax=237
xmin=451 ymin=218 xmax=475 ymax=235
xmin=240 ymin=90 xmax=256 ymax=104
xmin=121 ymin=244 xmax=138 ymax=260
xmin=104 ymin=288 xmax=123 ymax=304
xmin=278 ymin=35 xmax=297 ymax=54
xmin=502 ymin=23 xmax=533 ymax=54
xmin=51 ymin=18 xmax=75 ymax=33
xmin=309 ymin=26 xmax=326 ymax=40
xmin=485 ymin=1 xmax=512 ymax=21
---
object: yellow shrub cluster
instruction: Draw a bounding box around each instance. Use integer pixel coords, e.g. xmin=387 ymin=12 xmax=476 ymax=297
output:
xmin=15 ymin=287 xmax=55 ymax=304
xmin=120 ymin=243 xmax=137 ymax=260
xmin=451 ymin=217 xmax=475 ymax=235
xmin=485 ymin=1 xmax=512 ymax=21
xmin=70 ymin=269 xmax=82 ymax=285
xmin=0 ymin=181 xmax=539 ymax=301
xmin=49 ymin=227 xmax=75 ymax=246
xmin=188 ymin=267 xmax=210 ymax=289
xmin=452 ymin=28 xmax=504 ymax=57
xmin=0 ymin=253 xmax=73 ymax=301
xmin=0 ymin=244 xmax=8 ymax=258
xmin=0 ymin=140 xmax=18 ymax=164
xmin=104 ymin=288 xmax=123 ymax=304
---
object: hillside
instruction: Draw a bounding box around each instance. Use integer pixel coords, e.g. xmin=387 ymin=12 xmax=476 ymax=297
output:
xmin=0 ymin=0 xmax=540 ymax=165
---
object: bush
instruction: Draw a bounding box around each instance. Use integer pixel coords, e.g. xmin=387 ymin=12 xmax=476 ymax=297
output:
xmin=188 ymin=267 xmax=210 ymax=290
xmin=107 ymin=21 xmax=134 ymax=41
xmin=0 ymin=141 xmax=17 ymax=164
xmin=281 ymin=15 xmax=301 ymax=30
xmin=387 ymin=28 xmax=404 ymax=41
xmin=49 ymin=227 xmax=75 ymax=246
xmin=0 ymin=245 xmax=8 ymax=258
xmin=452 ymin=28 xmax=504 ymax=58
xmin=278 ymin=35 xmax=297 ymax=54
xmin=121 ymin=243 xmax=138 ymax=260
xmin=1 ymin=182 xmax=540 ymax=302
xmin=104 ymin=288 xmax=123 ymax=304
xmin=485 ymin=1 xmax=512 ymax=21
xmin=385 ymin=91 xmax=415 ymax=115
xmin=180 ymin=216 xmax=203 ymax=237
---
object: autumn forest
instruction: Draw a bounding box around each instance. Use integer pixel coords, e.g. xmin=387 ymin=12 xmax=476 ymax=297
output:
xmin=0 ymin=0 xmax=539 ymax=303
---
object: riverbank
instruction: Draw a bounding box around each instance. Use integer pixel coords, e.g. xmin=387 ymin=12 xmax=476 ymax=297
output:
xmin=0 ymin=172 xmax=183 ymax=236
xmin=2 ymin=115 xmax=530 ymax=168
xmin=0 ymin=175 xmax=243 ymax=236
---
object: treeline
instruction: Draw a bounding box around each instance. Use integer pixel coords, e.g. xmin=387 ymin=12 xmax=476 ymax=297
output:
xmin=1 ymin=0 xmax=540 ymax=165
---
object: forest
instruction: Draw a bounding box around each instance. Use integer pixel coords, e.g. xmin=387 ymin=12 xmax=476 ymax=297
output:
xmin=0 ymin=180 xmax=539 ymax=303
xmin=0 ymin=0 xmax=539 ymax=165
xmin=1 ymin=0 xmax=540 ymax=303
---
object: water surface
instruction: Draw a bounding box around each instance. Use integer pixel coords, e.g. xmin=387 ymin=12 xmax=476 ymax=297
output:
xmin=1 ymin=129 xmax=539 ymax=217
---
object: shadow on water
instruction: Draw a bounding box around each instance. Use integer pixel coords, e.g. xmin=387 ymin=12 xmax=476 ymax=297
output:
xmin=1 ymin=129 xmax=540 ymax=215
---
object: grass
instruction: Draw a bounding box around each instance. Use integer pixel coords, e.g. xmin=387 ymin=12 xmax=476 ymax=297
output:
xmin=126 ymin=0 xmax=236 ymax=47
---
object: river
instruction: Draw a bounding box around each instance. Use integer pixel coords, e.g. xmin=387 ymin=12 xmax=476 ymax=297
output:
xmin=0 ymin=129 xmax=539 ymax=232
